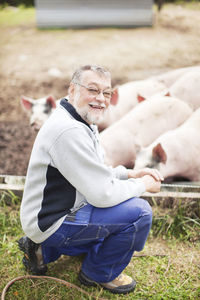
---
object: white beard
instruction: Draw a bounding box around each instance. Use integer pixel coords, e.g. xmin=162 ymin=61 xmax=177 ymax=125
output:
xmin=75 ymin=105 xmax=105 ymax=125
xmin=73 ymin=93 xmax=106 ymax=125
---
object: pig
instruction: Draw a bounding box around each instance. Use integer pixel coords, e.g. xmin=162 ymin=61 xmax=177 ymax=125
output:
xmin=21 ymin=95 xmax=59 ymax=131
xmin=99 ymin=96 xmax=193 ymax=168
xmin=168 ymin=70 xmax=200 ymax=110
xmin=98 ymin=77 xmax=166 ymax=130
xmin=138 ymin=70 xmax=200 ymax=112
xmin=134 ymin=108 xmax=200 ymax=181
xmin=155 ymin=66 xmax=200 ymax=88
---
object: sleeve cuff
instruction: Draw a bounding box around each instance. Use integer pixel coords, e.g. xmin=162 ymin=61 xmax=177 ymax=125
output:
xmin=129 ymin=177 xmax=146 ymax=195
xmin=112 ymin=165 xmax=129 ymax=180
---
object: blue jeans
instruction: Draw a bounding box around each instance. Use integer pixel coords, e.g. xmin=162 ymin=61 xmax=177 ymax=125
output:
xmin=41 ymin=197 xmax=152 ymax=283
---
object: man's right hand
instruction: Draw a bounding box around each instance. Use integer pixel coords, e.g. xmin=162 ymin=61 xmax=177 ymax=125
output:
xmin=142 ymin=175 xmax=161 ymax=193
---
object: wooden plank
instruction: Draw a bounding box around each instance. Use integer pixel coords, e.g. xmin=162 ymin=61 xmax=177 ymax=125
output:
xmin=143 ymin=191 xmax=200 ymax=199
xmin=0 ymin=184 xmax=24 ymax=199
xmin=0 ymin=183 xmax=24 ymax=191
xmin=0 ymin=175 xmax=25 ymax=185
xmin=0 ymin=176 xmax=25 ymax=199
xmin=1 ymin=184 xmax=200 ymax=203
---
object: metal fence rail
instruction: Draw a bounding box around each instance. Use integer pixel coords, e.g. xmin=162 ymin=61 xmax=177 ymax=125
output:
xmin=1 ymin=175 xmax=200 ymax=202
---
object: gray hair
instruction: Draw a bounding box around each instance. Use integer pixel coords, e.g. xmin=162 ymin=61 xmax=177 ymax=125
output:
xmin=71 ymin=65 xmax=111 ymax=84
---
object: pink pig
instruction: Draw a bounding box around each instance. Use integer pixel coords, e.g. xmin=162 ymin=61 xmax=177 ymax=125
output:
xmin=155 ymin=65 xmax=200 ymax=88
xmin=100 ymin=96 xmax=192 ymax=168
xmin=168 ymin=70 xmax=200 ymax=110
xmin=134 ymin=108 xmax=200 ymax=181
xmin=98 ymin=77 xmax=166 ymax=130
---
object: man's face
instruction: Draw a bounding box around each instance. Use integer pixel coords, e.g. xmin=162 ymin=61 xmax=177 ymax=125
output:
xmin=69 ymin=70 xmax=112 ymax=125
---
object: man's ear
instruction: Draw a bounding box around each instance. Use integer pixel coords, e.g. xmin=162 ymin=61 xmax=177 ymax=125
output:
xmin=68 ymin=83 xmax=75 ymax=101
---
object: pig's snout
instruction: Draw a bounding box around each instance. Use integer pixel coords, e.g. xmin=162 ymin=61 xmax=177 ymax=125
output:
xmin=31 ymin=121 xmax=42 ymax=131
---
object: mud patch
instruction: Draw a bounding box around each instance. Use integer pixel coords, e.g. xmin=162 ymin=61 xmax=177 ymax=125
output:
xmin=0 ymin=121 xmax=36 ymax=175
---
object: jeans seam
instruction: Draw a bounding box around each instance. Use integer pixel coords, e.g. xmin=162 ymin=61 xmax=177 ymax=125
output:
xmin=107 ymin=226 xmax=136 ymax=282
xmin=134 ymin=211 xmax=152 ymax=232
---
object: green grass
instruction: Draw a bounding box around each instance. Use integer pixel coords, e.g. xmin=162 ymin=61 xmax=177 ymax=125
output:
xmin=154 ymin=1 xmax=200 ymax=10
xmin=1 ymin=191 xmax=200 ymax=299
xmin=0 ymin=5 xmax=35 ymax=27
xmin=175 ymin=0 xmax=200 ymax=9
xmin=151 ymin=198 xmax=200 ymax=241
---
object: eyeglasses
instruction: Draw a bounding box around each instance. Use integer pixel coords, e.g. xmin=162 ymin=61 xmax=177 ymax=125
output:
xmin=74 ymin=82 xmax=113 ymax=99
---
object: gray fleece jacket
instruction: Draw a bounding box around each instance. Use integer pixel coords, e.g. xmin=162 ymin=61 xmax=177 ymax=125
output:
xmin=20 ymin=98 xmax=146 ymax=243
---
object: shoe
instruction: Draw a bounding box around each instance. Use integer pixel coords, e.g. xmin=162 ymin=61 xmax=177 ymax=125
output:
xmin=18 ymin=236 xmax=48 ymax=275
xmin=78 ymin=270 xmax=136 ymax=294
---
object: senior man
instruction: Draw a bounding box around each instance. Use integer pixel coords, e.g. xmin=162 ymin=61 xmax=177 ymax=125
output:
xmin=18 ymin=65 xmax=163 ymax=294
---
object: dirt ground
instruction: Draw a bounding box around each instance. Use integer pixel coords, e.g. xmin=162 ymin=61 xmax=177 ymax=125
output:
xmin=0 ymin=3 xmax=200 ymax=175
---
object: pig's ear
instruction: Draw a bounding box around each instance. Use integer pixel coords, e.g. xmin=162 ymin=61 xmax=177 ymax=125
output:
xmin=110 ymin=87 xmax=118 ymax=105
xmin=46 ymin=96 xmax=56 ymax=108
xmin=21 ymin=96 xmax=33 ymax=111
xmin=137 ymin=94 xmax=146 ymax=103
xmin=165 ymin=91 xmax=171 ymax=97
xmin=152 ymin=143 xmax=167 ymax=164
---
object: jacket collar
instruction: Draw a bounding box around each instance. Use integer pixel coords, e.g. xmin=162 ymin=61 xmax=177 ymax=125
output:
xmin=60 ymin=98 xmax=92 ymax=130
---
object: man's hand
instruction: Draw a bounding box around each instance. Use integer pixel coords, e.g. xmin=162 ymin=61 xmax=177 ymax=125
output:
xmin=142 ymin=175 xmax=161 ymax=193
xmin=128 ymin=168 xmax=163 ymax=193
xmin=128 ymin=168 xmax=164 ymax=182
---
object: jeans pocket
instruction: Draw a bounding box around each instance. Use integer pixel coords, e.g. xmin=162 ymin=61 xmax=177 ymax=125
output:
xmin=67 ymin=224 xmax=109 ymax=246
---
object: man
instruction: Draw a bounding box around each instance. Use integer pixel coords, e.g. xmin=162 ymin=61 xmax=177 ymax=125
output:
xmin=19 ymin=65 xmax=163 ymax=294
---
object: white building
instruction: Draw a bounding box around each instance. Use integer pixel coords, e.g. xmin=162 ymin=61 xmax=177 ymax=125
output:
xmin=35 ymin=0 xmax=154 ymax=28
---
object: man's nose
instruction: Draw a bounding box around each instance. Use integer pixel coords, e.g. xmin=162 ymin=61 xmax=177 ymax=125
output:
xmin=96 ymin=91 xmax=105 ymax=101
